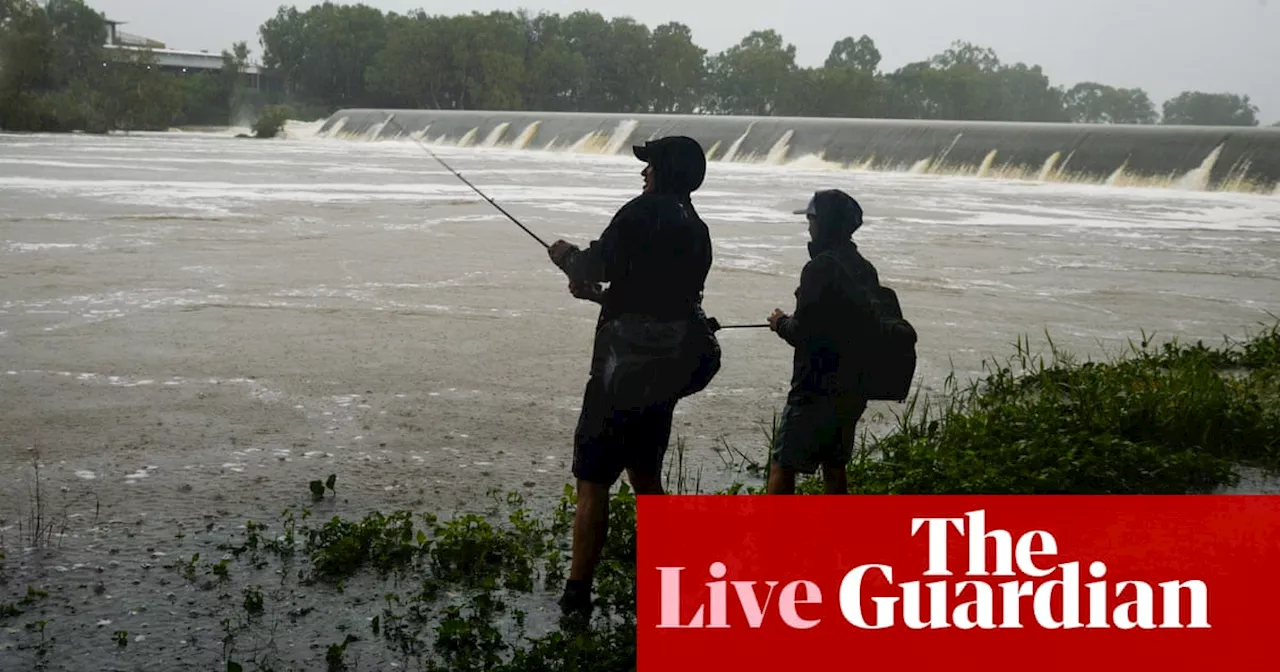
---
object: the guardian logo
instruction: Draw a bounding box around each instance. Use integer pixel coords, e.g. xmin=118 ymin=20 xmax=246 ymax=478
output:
xmin=655 ymin=509 xmax=1209 ymax=630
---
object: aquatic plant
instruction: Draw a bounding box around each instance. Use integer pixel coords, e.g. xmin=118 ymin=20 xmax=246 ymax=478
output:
xmin=252 ymin=105 xmax=292 ymax=139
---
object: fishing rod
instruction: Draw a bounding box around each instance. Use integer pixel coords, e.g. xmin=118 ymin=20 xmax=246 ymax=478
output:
xmin=706 ymin=318 xmax=770 ymax=331
xmin=383 ymin=114 xmax=550 ymax=249
xmin=381 ymin=114 xmax=773 ymax=335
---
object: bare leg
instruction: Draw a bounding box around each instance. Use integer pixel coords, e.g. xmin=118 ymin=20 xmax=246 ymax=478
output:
xmin=821 ymin=461 xmax=848 ymax=494
xmin=766 ymin=462 xmax=796 ymax=494
xmin=568 ymin=479 xmax=611 ymax=582
xmin=626 ymin=468 xmax=665 ymax=496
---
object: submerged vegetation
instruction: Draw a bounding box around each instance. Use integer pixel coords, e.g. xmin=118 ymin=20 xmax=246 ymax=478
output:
xmin=251 ymin=104 xmax=293 ymax=139
xmin=2 ymin=323 xmax=1278 ymax=669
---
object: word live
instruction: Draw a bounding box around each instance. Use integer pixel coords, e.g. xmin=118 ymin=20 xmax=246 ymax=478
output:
xmin=655 ymin=510 xmax=1210 ymax=631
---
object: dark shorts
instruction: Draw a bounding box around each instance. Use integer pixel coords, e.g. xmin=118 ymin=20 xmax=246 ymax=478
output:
xmin=572 ymin=372 xmax=677 ymax=485
xmin=772 ymin=392 xmax=868 ymax=474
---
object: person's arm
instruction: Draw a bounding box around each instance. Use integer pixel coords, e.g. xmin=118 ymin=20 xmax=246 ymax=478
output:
xmin=774 ymin=258 xmax=833 ymax=348
xmin=550 ymin=202 xmax=640 ymax=286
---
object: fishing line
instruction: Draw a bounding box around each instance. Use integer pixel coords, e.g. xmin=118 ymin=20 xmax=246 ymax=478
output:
xmin=383 ymin=114 xmax=550 ymax=249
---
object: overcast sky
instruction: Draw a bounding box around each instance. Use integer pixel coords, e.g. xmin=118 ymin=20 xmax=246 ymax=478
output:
xmin=90 ymin=0 xmax=1280 ymax=123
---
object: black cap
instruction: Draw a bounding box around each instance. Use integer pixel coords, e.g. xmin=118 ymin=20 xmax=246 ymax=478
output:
xmin=632 ymin=135 xmax=706 ymax=193
xmin=793 ymin=189 xmax=863 ymax=232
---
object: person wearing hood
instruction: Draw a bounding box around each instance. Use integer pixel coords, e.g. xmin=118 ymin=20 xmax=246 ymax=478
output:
xmin=546 ymin=135 xmax=719 ymax=621
xmin=766 ymin=188 xmax=884 ymax=495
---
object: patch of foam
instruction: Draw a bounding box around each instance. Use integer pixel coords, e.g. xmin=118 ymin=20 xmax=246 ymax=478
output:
xmin=0 ymin=158 xmax=169 ymax=171
xmin=331 ymin=394 xmax=358 ymax=407
xmin=75 ymin=470 xmax=96 ymax=480
xmin=715 ymin=255 xmax=782 ymax=274
xmin=0 ymin=177 xmax=642 ymax=209
xmin=7 ymin=241 xmax=99 ymax=253
xmin=951 ymin=206 xmax=1280 ymax=233
xmin=124 ymin=466 xmax=156 ymax=480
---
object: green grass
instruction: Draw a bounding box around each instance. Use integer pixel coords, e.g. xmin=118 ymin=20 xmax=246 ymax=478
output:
xmin=803 ymin=322 xmax=1280 ymax=495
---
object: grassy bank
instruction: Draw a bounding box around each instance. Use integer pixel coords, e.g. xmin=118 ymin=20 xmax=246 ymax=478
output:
xmin=2 ymin=323 xmax=1278 ymax=670
xmin=820 ymin=322 xmax=1280 ymax=495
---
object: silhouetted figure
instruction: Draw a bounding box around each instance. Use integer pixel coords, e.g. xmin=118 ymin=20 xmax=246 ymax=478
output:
xmin=547 ymin=135 xmax=720 ymax=622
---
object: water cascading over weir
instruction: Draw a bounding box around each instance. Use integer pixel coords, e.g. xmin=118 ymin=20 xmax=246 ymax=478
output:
xmin=317 ymin=109 xmax=1280 ymax=194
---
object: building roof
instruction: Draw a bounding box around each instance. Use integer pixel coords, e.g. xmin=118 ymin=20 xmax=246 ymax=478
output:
xmin=102 ymin=18 xmax=166 ymax=48
xmin=102 ymin=44 xmax=263 ymax=74
xmin=116 ymin=31 xmax=165 ymax=48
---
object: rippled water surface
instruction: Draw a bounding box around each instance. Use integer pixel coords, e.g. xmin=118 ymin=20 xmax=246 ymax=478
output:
xmin=2 ymin=124 xmax=1279 ymax=670
xmin=3 ymin=126 xmax=1280 ymax=491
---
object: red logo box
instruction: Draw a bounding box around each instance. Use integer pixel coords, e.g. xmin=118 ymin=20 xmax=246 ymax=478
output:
xmin=637 ymin=495 xmax=1280 ymax=670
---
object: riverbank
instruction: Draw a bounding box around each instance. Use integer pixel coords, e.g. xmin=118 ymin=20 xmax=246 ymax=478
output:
xmin=3 ymin=323 xmax=1277 ymax=671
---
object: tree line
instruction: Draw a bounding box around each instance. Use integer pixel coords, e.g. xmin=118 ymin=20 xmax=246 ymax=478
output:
xmin=264 ymin=3 xmax=1266 ymax=126
xmin=2 ymin=0 xmax=1273 ymax=134
xmin=0 ymin=0 xmax=260 ymax=132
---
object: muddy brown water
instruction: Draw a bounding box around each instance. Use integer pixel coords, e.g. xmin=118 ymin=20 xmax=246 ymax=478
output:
xmin=2 ymin=126 xmax=1279 ymax=669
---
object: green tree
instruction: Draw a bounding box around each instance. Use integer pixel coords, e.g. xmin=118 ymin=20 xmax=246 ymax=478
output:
xmin=364 ymin=12 xmax=439 ymax=108
xmin=994 ymin=63 xmax=1068 ymax=122
xmin=95 ymin=47 xmax=183 ymax=130
xmin=1 ymin=0 xmax=237 ymax=132
xmin=5 ymin=0 xmax=1273 ymax=134
xmin=1 ymin=0 xmax=109 ymax=131
xmin=258 ymin=5 xmax=305 ymax=95
xmin=1063 ymin=82 xmax=1158 ymax=124
xmin=825 ymin=35 xmax=881 ymax=72
xmin=706 ymin=29 xmax=798 ymax=115
xmin=926 ymin=41 xmax=1003 ymax=120
xmin=796 ymin=36 xmax=884 ymax=118
xmin=471 ymin=11 xmax=532 ymax=110
xmin=43 ymin=0 xmax=107 ymax=85
xmin=519 ymin=12 xmax=588 ymax=111
xmin=173 ymin=72 xmax=228 ymax=125
xmin=1161 ymin=91 xmax=1260 ymax=126
xmin=647 ymin=22 xmax=705 ymax=113
xmin=552 ymin=11 xmax=654 ymax=112
xmin=878 ymin=42 xmax=1006 ymax=121
xmin=930 ymin=40 xmax=1001 ymax=72
xmin=259 ymin=2 xmax=387 ymax=106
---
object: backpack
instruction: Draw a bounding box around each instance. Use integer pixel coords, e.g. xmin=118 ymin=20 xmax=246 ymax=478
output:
xmin=819 ymin=250 xmax=919 ymax=403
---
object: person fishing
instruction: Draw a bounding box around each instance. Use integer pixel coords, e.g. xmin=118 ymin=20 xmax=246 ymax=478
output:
xmin=765 ymin=188 xmax=914 ymax=495
xmin=546 ymin=134 xmax=720 ymax=622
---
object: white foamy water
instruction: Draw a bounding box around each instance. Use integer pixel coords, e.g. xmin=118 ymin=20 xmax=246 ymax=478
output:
xmin=1 ymin=126 xmax=1279 ymax=498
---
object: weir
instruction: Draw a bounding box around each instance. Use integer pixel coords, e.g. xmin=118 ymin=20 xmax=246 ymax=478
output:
xmin=318 ymin=109 xmax=1280 ymax=194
